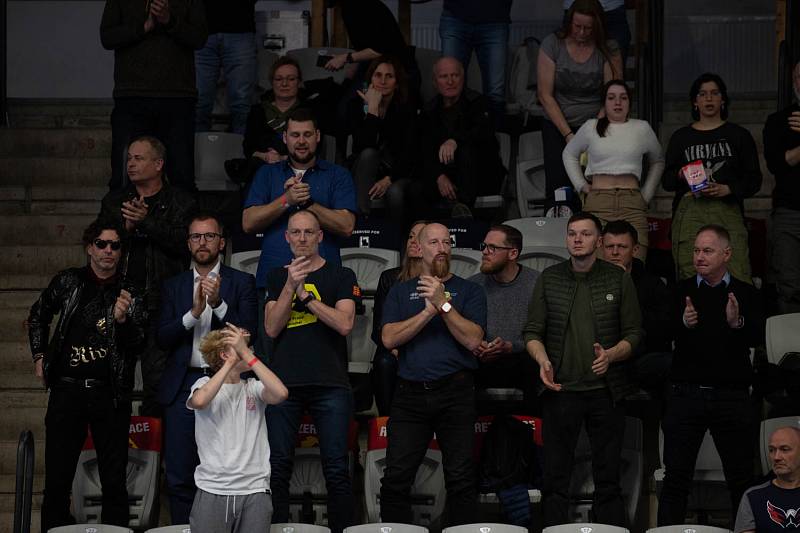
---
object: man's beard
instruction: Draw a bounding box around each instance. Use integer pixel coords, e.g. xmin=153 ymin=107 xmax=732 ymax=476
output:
xmin=431 ymin=255 xmax=450 ymax=278
xmin=479 ymin=257 xmax=506 ymax=275
xmin=193 ymin=249 xmax=220 ymax=267
xmin=289 ymin=147 xmax=316 ymax=165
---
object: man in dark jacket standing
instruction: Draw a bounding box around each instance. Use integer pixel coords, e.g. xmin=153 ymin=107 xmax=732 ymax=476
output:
xmin=28 ymin=220 xmax=145 ymax=532
xmin=101 ymin=0 xmax=207 ymax=191
xmin=410 ymin=56 xmax=505 ymax=219
xmin=658 ymin=224 xmax=763 ymax=527
xmin=99 ymin=135 xmax=196 ymax=416
xmin=524 ymin=212 xmax=642 ymax=527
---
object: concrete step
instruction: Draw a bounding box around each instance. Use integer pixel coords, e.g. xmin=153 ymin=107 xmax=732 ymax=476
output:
xmin=0 ymin=157 xmax=108 ymax=185
xmin=0 ymin=215 xmax=96 ymax=245
xmin=0 ymin=186 xmax=104 ymax=216
xmin=0 ymin=129 xmax=111 ymax=159
xmin=0 ymin=307 xmax=30 ymax=343
xmin=0 ymin=473 xmax=44 ymax=497
xmin=0 ymin=291 xmax=39 ymax=310
xmin=0 ymin=245 xmax=84 ymax=276
xmin=0 ymin=391 xmax=48 ymax=441
xmin=0 ymin=275 xmax=58 ymax=292
xmin=7 ymin=98 xmax=113 ymax=129
xmin=0 ymin=440 xmax=45 ymax=476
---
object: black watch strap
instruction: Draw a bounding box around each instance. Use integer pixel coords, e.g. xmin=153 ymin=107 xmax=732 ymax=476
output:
xmin=301 ymin=292 xmax=316 ymax=305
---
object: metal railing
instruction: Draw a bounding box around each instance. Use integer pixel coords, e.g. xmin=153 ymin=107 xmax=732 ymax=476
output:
xmin=637 ymin=0 xmax=663 ymax=132
xmin=13 ymin=430 xmax=35 ymax=533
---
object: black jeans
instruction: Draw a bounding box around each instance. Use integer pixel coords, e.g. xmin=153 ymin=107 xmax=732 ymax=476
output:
xmin=658 ymin=383 xmax=754 ymax=526
xmin=542 ymin=388 xmax=626 ymax=527
xmin=541 ymin=118 xmax=581 ymax=212
xmin=371 ymin=349 xmax=398 ymax=417
xmin=42 ymin=385 xmax=131 ymax=533
xmin=380 ymin=371 xmax=477 ymax=525
xmin=350 ymin=147 xmax=410 ymax=221
xmin=110 ymin=96 xmax=196 ymax=191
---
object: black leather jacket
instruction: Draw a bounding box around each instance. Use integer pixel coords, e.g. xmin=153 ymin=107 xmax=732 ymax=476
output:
xmin=99 ymin=182 xmax=195 ymax=307
xmin=28 ymin=267 xmax=145 ymax=402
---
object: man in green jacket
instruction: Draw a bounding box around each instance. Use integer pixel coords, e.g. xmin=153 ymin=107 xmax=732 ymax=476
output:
xmin=524 ymin=212 xmax=642 ymax=527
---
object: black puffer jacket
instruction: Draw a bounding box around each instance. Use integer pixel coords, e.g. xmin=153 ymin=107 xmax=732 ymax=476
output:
xmin=99 ymin=183 xmax=195 ymax=307
xmin=28 ymin=267 xmax=145 ymax=402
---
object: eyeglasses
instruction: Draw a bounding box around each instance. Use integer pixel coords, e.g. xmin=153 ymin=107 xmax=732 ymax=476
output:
xmin=479 ymin=242 xmax=514 ymax=254
xmin=274 ymin=76 xmax=299 ymax=84
xmin=94 ymin=239 xmax=121 ymax=251
xmin=188 ymin=232 xmax=222 ymax=243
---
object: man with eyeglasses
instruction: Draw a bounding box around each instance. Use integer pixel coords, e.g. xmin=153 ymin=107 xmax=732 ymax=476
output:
xmin=263 ymin=209 xmax=360 ymax=532
xmin=28 ymin=220 xmax=145 ymax=532
xmin=469 ymin=224 xmax=540 ymax=412
xmin=154 ymin=211 xmax=257 ymax=524
xmin=380 ymin=222 xmax=486 ymax=525
xmin=243 ymin=107 xmax=356 ymax=357
xmin=100 ymin=135 xmax=196 ymax=418
xmin=523 ymin=212 xmax=641 ymax=527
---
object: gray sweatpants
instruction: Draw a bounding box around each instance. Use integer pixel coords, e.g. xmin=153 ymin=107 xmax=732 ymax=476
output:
xmin=189 ymin=489 xmax=273 ymax=533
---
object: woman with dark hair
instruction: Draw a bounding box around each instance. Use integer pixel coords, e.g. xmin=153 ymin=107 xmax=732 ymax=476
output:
xmin=537 ymin=0 xmax=622 ymax=212
xmin=663 ymin=72 xmax=762 ymax=281
xmin=563 ymin=80 xmax=663 ymax=260
xmin=347 ymin=56 xmax=417 ymax=221
xmin=370 ymin=221 xmax=425 ymax=415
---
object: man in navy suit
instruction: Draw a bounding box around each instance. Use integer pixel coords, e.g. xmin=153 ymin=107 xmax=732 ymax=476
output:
xmin=156 ymin=210 xmax=258 ymax=524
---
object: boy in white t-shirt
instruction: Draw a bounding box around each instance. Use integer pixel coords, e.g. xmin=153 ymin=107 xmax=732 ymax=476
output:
xmin=187 ymin=323 xmax=288 ymax=533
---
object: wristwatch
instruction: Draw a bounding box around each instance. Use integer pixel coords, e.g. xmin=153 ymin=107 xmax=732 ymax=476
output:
xmin=301 ymin=292 xmax=316 ymax=306
xmin=439 ymin=301 xmax=452 ymax=315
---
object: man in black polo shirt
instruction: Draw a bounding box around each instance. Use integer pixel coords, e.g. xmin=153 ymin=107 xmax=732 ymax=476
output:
xmin=380 ymin=222 xmax=487 ymax=525
xmin=28 ymin=220 xmax=144 ymax=532
xmin=658 ymin=224 xmax=764 ymax=527
xmin=264 ymin=209 xmax=360 ymax=533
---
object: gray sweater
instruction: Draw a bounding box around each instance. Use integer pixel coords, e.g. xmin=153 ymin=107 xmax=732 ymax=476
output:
xmin=469 ymin=265 xmax=540 ymax=354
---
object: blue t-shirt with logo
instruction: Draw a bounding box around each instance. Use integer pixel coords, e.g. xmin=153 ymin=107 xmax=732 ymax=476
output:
xmin=243 ymin=159 xmax=357 ymax=288
xmin=382 ymin=275 xmax=487 ymax=381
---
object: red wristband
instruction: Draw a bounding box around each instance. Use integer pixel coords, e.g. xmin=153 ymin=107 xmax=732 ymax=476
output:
xmin=280 ymin=194 xmax=288 ymax=208
xmin=247 ymin=357 xmax=259 ymax=368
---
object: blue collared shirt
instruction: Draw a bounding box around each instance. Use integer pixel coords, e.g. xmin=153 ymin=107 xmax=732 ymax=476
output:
xmin=243 ymin=159 xmax=357 ymax=288
xmin=695 ymin=271 xmax=731 ymax=288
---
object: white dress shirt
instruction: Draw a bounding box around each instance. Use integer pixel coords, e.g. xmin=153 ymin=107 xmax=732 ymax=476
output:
xmin=181 ymin=260 xmax=228 ymax=367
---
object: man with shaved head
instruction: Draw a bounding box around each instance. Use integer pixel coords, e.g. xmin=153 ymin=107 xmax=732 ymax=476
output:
xmin=379 ymin=222 xmax=487 ymax=525
xmin=410 ymin=57 xmax=505 ymax=219
xmin=735 ymin=426 xmax=800 ymax=532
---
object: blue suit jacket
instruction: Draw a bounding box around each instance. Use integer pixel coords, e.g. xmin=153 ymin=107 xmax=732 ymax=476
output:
xmin=156 ymin=264 xmax=258 ymax=406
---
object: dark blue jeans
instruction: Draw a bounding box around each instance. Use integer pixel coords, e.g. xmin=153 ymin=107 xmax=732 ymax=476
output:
xmin=439 ymin=14 xmax=509 ymax=122
xmin=542 ymin=388 xmax=626 ymax=527
xmin=379 ymin=371 xmax=477 ymax=526
xmin=266 ymin=385 xmax=354 ymax=533
xmin=110 ymin=96 xmax=196 ymax=191
xmin=658 ymin=383 xmax=754 ymax=526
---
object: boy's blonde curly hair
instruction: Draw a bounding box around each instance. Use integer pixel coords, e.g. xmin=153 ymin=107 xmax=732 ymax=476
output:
xmin=198 ymin=330 xmax=229 ymax=371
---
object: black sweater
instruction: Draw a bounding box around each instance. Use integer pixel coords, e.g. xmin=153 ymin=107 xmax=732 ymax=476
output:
xmin=763 ymin=103 xmax=800 ymax=211
xmin=663 ymin=122 xmax=762 ymax=213
xmin=671 ymin=274 xmax=763 ymax=387
xmin=348 ymin=98 xmax=417 ymax=182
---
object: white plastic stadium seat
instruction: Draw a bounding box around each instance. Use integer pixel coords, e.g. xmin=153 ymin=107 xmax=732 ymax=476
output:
xmin=765 ymin=312 xmax=800 ymax=365
xmin=345 ymin=524 xmax=428 ymax=533
xmin=759 ymin=416 xmax=800 ymax=475
xmin=340 ymin=248 xmax=400 ymax=295
xmin=271 ymin=524 xmax=332 ymax=533
xmin=145 ymin=526 xmax=191 ymax=533
xmin=49 ymin=526 xmax=133 ymax=533
xmin=646 ymin=526 xmax=731 ymax=533
xmin=347 ymin=298 xmax=375 ymax=374
xmin=449 ymin=249 xmax=483 ymax=279
xmin=543 ymin=524 xmax=628 ymax=533
xmin=194 ymin=132 xmax=243 ymax=191
xmin=229 ymin=250 xmax=260 ymax=278
xmin=443 ymin=524 xmax=528 ymax=533
xmin=504 ymin=217 xmax=569 ymax=249
xmin=517 ymin=246 xmax=570 ymax=272
xmin=515 ymin=131 xmax=546 ymax=217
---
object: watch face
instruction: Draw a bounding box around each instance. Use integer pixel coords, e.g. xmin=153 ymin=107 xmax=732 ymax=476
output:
xmin=441 ymin=302 xmax=452 ymax=313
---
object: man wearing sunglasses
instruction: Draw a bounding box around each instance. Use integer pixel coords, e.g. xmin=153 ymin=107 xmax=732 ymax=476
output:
xmin=100 ymin=135 xmax=196 ymax=417
xmin=469 ymin=225 xmax=540 ymax=412
xmin=155 ymin=210 xmax=258 ymax=524
xmin=28 ymin=220 xmax=145 ymax=532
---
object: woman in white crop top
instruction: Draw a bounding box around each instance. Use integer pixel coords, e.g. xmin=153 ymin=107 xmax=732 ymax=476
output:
xmin=563 ymin=80 xmax=664 ymax=260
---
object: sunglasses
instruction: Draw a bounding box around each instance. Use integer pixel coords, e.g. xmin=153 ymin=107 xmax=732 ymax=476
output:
xmin=94 ymin=239 xmax=122 ymax=251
